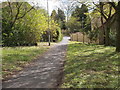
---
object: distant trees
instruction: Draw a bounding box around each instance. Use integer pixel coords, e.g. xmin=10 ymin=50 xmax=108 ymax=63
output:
xmin=2 ymin=2 xmax=62 ymax=46
xmin=60 ymin=0 xmax=77 ymax=22
xmin=66 ymin=17 xmax=81 ymax=33
xmin=51 ymin=10 xmax=58 ymax=22
xmin=72 ymin=4 xmax=88 ymax=21
xmin=67 ymin=4 xmax=91 ymax=34
xmin=51 ymin=8 xmax=66 ymax=30
xmin=58 ymin=8 xmax=66 ymax=30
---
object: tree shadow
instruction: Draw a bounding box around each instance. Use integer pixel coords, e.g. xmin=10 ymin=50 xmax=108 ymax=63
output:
xmin=63 ymin=43 xmax=119 ymax=88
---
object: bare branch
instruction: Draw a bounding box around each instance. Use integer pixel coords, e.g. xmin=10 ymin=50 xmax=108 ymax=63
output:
xmin=108 ymin=2 xmax=116 ymax=10
xmin=108 ymin=5 xmax=112 ymax=18
xmin=7 ymin=1 xmax=13 ymax=18
xmin=93 ymin=2 xmax=108 ymax=20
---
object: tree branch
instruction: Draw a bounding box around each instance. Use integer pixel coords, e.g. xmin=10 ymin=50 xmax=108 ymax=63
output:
xmin=10 ymin=2 xmax=23 ymax=28
xmin=108 ymin=2 xmax=116 ymax=10
xmin=7 ymin=1 xmax=13 ymax=18
xmin=17 ymin=6 xmax=34 ymax=19
xmin=108 ymin=5 xmax=112 ymax=18
xmin=93 ymin=2 xmax=108 ymax=21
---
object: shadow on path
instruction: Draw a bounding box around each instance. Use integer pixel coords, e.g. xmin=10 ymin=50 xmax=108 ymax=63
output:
xmin=2 ymin=36 xmax=70 ymax=88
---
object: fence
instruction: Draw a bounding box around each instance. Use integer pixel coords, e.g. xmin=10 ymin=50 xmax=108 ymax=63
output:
xmin=70 ymin=32 xmax=99 ymax=44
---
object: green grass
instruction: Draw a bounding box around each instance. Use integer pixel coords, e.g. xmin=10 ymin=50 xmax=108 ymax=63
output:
xmin=2 ymin=43 xmax=52 ymax=79
xmin=62 ymin=41 xmax=119 ymax=88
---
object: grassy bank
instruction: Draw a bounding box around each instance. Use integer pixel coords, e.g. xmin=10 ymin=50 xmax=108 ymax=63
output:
xmin=62 ymin=41 xmax=119 ymax=88
xmin=2 ymin=43 xmax=54 ymax=79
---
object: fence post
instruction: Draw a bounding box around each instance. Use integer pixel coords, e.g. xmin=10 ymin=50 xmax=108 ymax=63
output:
xmin=77 ymin=33 xmax=78 ymax=41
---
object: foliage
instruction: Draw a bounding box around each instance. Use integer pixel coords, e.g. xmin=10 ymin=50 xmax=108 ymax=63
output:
xmin=51 ymin=10 xmax=58 ymax=22
xmin=2 ymin=2 xmax=62 ymax=46
xmin=109 ymin=31 xmax=116 ymax=46
xmin=88 ymin=29 xmax=99 ymax=42
xmin=66 ymin=16 xmax=81 ymax=33
xmin=91 ymin=2 xmax=120 ymax=52
xmin=68 ymin=4 xmax=91 ymax=33
xmin=62 ymin=41 xmax=119 ymax=88
xmin=57 ymin=27 xmax=63 ymax=42
xmin=52 ymin=8 xmax=66 ymax=30
xmin=72 ymin=4 xmax=88 ymax=21
xmin=82 ymin=15 xmax=91 ymax=34
xmin=41 ymin=20 xmax=62 ymax=42
xmin=57 ymin=8 xmax=66 ymax=22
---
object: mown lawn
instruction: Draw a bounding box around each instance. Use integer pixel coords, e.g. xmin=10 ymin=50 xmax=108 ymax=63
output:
xmin=62 ymin=41 xmax=119 ymax=88
xmin=2 ymin=43 xmax=54 ymax=79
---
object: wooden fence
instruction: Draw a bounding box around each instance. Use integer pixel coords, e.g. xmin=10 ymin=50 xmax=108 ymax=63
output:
xmin=70 ymin=32 xmax=99 ymax=44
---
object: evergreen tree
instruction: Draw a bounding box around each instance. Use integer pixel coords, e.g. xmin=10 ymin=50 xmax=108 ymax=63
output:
xmin=57 ymin=8 xmax=65 ymax=21
xmin=57 ymin=8 xmax=66 ymax=30
xmin=51 ymin=10 xmax=57 ymax=22
xmin=72 ymin=4 xmax=88 ymax=21
xmin=71 ymin=4 xmax=91 ymax=33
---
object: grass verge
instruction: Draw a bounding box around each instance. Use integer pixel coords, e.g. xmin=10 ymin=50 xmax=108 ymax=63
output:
xmin=62 ymin=41 xmax=119 ymax=88
xmin=2 ymin=43 xmax=55 ymax=79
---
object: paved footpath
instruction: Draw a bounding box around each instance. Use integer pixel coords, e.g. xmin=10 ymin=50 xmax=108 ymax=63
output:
xmin=2 ymin=36 xmax=70 ymax=88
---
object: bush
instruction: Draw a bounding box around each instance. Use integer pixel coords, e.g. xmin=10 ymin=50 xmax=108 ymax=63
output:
xmin=109 ymin=31 xmax=116 ymax=46
xmin=56 ymin=27 xmax=63 ymax=42
xmin=41 ymin=27 xmax=63 ymax=42
xmin=2 ymin=2 xmax=62 ymax=46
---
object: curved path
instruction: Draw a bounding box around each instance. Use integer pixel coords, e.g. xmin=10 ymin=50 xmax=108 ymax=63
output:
xmin=2 ymin=36 xmax=70 ymax=88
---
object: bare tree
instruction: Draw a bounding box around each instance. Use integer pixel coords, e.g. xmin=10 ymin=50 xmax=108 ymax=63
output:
xmin=58 ymin=0 xmax=77 ymax=22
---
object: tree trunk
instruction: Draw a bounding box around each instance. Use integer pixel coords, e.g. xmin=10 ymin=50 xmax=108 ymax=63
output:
xmin=100 ymin=15 xmax=105 ymax=45
xmin=116 ymin=2 xmax=120 ymax=52
xmin=99 ymin=2 xmax=105 ymax=45
xmin=105 ymin=23 xmax=110 ymax=46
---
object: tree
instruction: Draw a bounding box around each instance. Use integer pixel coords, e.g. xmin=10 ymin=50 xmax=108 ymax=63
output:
xmin=94 ymin=1 xmax=120 ymax=52
xmin=3 ymin=2 xmax=34 ymax=30
xmin=51 ymin=9 xmax=66 ymax=30
xmin=2 ymin=2 xmax=62 ymax=46
xmin=59 ymin=0 xmax=77 ymax=22
xmin=93 ymin=2 xmax=115 ymax=46
xmin=51 ymin=10 xmax=57 ymax=22
xmin=72 ymin=4 xmax=88 ymax=21
xmin=57 ymin=8 xmax=66 ymax=30
xmin=2 ymin=2 xmax=35 ymax=46
xmin=71 ymin=4 xmax=91 ymax=34
xmin=69 ymin=0 xmax=120 ymax=52
xmin=108 ymin=2 xmax=120 ymax=52
xmin=66 ymin=16 xmax=81 ymax=33
xmin=57 ymin=8 xmax=66 ymax=21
